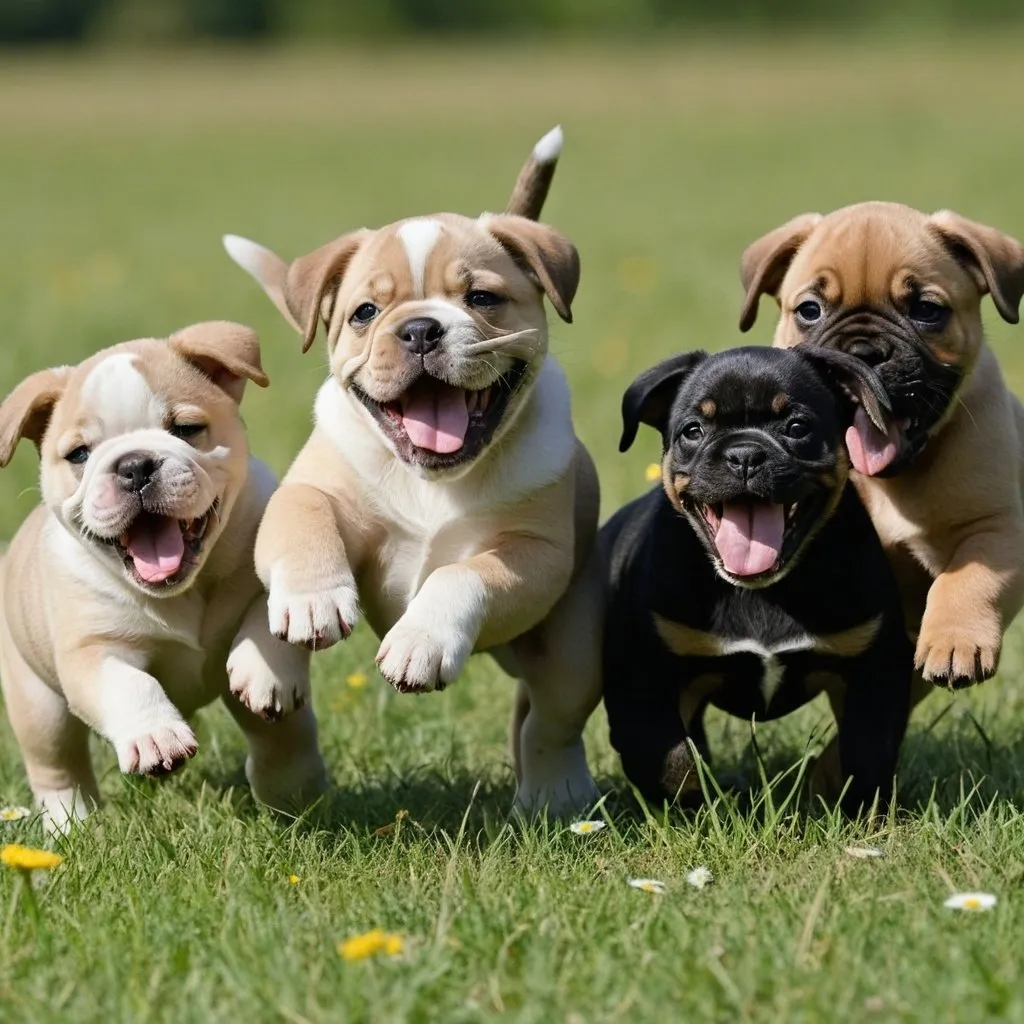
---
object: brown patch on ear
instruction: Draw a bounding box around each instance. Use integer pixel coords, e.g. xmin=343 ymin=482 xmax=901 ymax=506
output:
xmin=284 ymin=231 xmax=371 ymax=353
xmin=739 ymin=213 xmax=823 ymax=331
xmin=169 ymin=321 xmax=269 ymax=404
xmin=930 ymin=211 xmax=1024 ymax=324
xmin=772 ymin=392 xmax=789 ymax=414
xmin=483 ymin=214 xmax=580 ymax=323
xmin=699 ymin=399 xmax=716 ymax=419
xmin=0 ymin=366 xmax=71 ymax=466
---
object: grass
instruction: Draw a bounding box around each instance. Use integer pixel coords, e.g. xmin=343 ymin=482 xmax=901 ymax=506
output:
xmin=3 ymin=36 xmax=1024 ymax=1021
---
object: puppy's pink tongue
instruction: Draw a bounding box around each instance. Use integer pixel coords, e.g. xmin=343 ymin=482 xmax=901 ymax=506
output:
xmin=714 ymin=501 xmax=784 ymax=577
xmin=125 ymin=516 xmax=185 ymax=583
xmin=846 ymin=407 xmax=899 ymax=476
xmin=400 ymin=379 xmax=469 ymax=454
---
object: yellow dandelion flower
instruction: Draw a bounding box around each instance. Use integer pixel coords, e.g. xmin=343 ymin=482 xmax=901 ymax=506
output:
xmin=645 ymin=463 xmax=661 ymax=483
xmin=288 ymin=874 xmax=300 ymax=885
xmin=0 ymin=806 xmax=32 ymax=822
xmin=569 ymin=820 xmax=606 ymax=835
xmin=346 ymin=672 xmax=368 ymax=689
xmin=944 ymin=892 xmax=997 ymax=911
xmin=1 ymin=844 xmax=63 ymax=871
xmin=338 ymin=928 xmax=404 ymax=961
xmin=628 ymin=877 xmax=666 ymax=895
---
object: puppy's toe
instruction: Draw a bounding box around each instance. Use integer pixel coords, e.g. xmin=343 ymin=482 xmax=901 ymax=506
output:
xmin=267 ymin=580 xmax=360 ymax=650
xmin=916 ymin=633 xmax=999 ymax=688
xmin=376 ymin=614 xmax=472 ymax=694
xmin=117 ymin=722 xmax=198 ymax=776
xmin=227 ymin=638 xmax=308 ymax=721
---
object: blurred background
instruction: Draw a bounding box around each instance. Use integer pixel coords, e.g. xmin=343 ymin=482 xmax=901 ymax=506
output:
xmin=4 ymin=0 xmax=1024 ymax=843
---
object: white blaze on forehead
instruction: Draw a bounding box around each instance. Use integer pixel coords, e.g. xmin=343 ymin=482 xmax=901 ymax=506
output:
xmin=80 ymin=352 xmax=166 ymax=435
xmin=397 ymin=218 xmax=442 ymax=297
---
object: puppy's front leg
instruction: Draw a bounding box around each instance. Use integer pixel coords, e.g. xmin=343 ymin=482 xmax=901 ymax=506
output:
xmin=227 ymin=594 xmax=312 ymax=721
xmin=915 ymin=517 xmax=1024 ymax=686
xmin=256 ymin=482 xmax=360 ymax=650
xmin=376 ymin=534 xmax=571 ymax=693
xmin=58 ymin=644 xmax=197 ymax=776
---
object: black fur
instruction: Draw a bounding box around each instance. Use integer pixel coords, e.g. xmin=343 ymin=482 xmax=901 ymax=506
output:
xmin=603 ymin=346 xmax=913 ymax=815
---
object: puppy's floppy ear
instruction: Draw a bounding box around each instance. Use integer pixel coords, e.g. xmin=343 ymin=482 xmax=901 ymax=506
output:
xmin=797 ymin=346 xmax=892 ymax=432
xmin=224 ymin=231 xmax=369 ymax=353
xmin=929 ymin=211 xmax=1024 ymax=324
xmin=505 ymin=125 xmax=562 ymax=221
xmin=0 ymin=366 xmax=71 ymax=467
xmin=619 ymin=351 xmax=708 ymax=453
xmin=169 ymin=321 xmax=269 ymax=404
xmin=482 ymin=214 xmax=580 ymax=323
xmin=739 ymin=213 xmax=823 ymax=332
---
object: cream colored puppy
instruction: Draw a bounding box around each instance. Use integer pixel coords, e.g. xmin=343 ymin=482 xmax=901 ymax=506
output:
xmin=0 ymin=322 xmax=328 ymax=833
xmin=223 ymin=128 xmax=603 ymax=814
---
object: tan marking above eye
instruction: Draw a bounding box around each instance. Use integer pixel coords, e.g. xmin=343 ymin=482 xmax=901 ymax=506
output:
xmin=699 ymin=399 xmax=716 ymax=419
xmin=368 ymin=274 xmax=396 ymax=305
xmin=772 ymin=393 xmax=789 ymax=414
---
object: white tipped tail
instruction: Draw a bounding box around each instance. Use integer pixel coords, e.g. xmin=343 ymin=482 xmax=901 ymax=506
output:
xmin=532 ymin=125 xmax=563 ymax=164
xmin=505 ymin=125 xmax=564 ymax=221
xmin=222 ymin=234 xmax=302 ymax=332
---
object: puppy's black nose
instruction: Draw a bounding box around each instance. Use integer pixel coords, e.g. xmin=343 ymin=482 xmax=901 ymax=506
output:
xmin=116 ymin=454 xmax=159 ymax=493
xmin=725 ymin=444 xmax=766 ymax=479
xmin=844 ymin=339 xmax=890 ymax=366
xmin=398 ymin=317 xmax=444 ymax=356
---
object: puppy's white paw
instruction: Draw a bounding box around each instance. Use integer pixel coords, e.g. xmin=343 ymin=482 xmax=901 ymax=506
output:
xmin=376 ymin=611 xmax=475 ymax=693
xmin=116 ymin=721 xmax=197 ymax=776
xmin=267 ymin=577 xmax=360 ymax=651
xmin=227 ymin=637 xmax=310 ymax=722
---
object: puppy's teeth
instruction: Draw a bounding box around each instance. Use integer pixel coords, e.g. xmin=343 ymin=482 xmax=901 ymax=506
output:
xmin=480 ymin=387 xmax=492 ymax=413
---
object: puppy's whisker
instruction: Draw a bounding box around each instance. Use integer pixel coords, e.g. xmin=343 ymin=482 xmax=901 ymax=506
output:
xmin=463 ymin=328 xmax=541 ymax=360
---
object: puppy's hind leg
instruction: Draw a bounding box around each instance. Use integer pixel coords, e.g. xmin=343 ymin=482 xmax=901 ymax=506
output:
xmin=508 ymin=549 xmax=604 ymax=818
xmin=0 ymin=637 xmax=98 ymax=836
xmin=222 ymin=697 xmax=330 ymax=816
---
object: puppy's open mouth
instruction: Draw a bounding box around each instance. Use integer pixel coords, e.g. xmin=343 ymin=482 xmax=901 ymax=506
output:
xmin=692 ymin=495 xmax=824 ymax=582
xmin=108 ymin=501 xmax=218 ymax=588
xmin=353 ymin=362 xmax=528 ymax=470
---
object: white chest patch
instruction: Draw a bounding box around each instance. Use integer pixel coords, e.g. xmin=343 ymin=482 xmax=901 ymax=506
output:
xmin=397 ymin=218 xmax=442 ymax=297
xmin=81 ymin=353 xmax=165 ymax=435
xmin=718 ymin=636 xmax=816 ymax=704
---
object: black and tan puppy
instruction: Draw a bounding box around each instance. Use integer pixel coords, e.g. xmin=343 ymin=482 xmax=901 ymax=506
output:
xmin=603 ymin=345 xmax=913 ymax=814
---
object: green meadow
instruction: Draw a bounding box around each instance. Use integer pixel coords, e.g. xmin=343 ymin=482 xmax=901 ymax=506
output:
xmin=4 ymin=38 xmax=1024 ymax=1021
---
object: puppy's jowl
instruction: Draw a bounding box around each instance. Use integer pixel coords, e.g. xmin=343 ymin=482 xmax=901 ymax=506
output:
xmin=740 ymin=202 xmax=1024 ymax=689
xmin=224 ymin=129 xmax=603 ymax=815
xmin=0 ymin=323 xmax=328 ymax=833
xmin=602 ymin=346 xmax=913 ymax=814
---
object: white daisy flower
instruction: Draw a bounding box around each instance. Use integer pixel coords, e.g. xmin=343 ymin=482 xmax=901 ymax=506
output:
xmin=0 ymin=807 xmax=31 ymax=823
xmin=686 ymin=866 xmax=714 ymax=889
xmin=844 ymin=845 xmax=884 ymax=859
xmin=628 ymin=878 xmax=666 ymax=895
xmin=944 ymin=892 xmax=997 ymax=912
xmin=569 ymin=820 xmax=606 ymax=836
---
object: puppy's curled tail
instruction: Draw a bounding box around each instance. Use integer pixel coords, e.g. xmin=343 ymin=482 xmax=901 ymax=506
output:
xmin=505 ymin=125 xmax=563 ymax=221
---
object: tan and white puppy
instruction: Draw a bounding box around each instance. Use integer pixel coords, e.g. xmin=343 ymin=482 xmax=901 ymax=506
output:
xmin=739 ymin=202 xmax=1024 ymax=691
xmin=0 ymin=322 xmax=328 ymax=833
xmin=223 ymin=128 xmax=603 ymax=814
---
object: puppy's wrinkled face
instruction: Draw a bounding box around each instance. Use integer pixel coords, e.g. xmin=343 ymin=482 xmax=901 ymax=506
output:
xmin=621 ymin=346 xmax=890 ymax=588
xmin=741 ymin=202 xmax=1024 ymax=476
xmin=40 ymin=342 xmax=248 ymax=595
xmin=321 ymin=214 xmax=552 ymax=475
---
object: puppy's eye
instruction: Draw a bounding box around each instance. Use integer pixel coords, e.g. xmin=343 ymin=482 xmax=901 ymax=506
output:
xmin=786 ymin=418 xmax=811 ymax=439
xmin=170 ymin=423 xmax=206 ymax=441
xmin=466 ymin=290 xmax=505 ymax=309
xmin=795 ymin=300 xmax=823 ymax=325
xmin=64 ymin=446 xmax=90 ymax=465
xmin=682 ymin=423 xmax=704 ymax=441
xmin=908 ymin=299 xmax=949 ymax=329
xmin=350 ymin=302 xmax=379 ymax=326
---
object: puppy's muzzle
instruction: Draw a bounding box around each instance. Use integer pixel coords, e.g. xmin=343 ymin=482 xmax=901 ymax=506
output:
xmin=397 ymin=317 xmax=445 ymax=356
xmin=724 ymin=442 xmax=767 ymax=484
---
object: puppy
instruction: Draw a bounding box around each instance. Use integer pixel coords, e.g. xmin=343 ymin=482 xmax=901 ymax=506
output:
xmin=739 ymin=202 xmax=1024 ymax=688
xmin=0 ymin=322 xmax=329 ymax=833
xmin=221 ymin=127 xmax=602 ymax=815
xmin=604 ymin=345 xmax=913 ymax=814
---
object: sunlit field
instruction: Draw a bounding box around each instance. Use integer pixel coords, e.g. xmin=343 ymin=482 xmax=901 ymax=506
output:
xmin=3 ymin=38 xmax=1024 ymax=1020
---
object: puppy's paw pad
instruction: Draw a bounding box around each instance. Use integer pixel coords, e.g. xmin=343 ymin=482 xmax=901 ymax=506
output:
xmin=375 ymin=616 xmax=472 ymax=694
xmin=916 ymin=632 xmax=999 ymax=688
xmin=267 ymin=580 xmax=360 ymax=651
xmin=117 ymin=722 xmax=198 ymax=776
xmin=227 ymin=639 xmax=309 ymax=721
